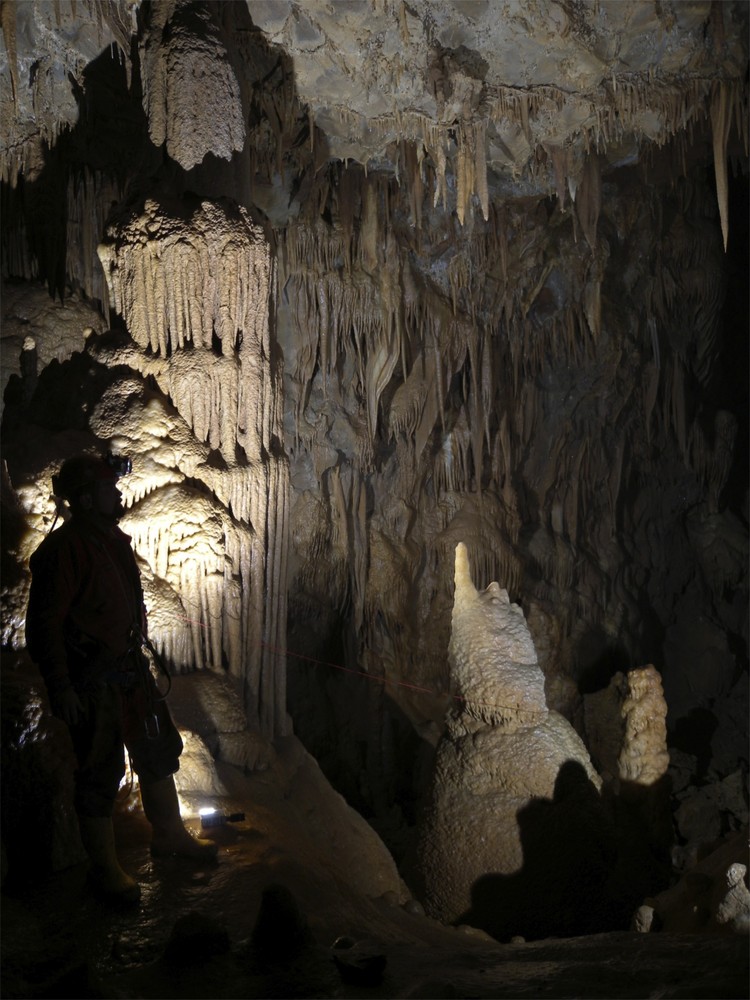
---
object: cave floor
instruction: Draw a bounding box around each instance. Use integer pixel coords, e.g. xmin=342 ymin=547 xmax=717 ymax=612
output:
xmin=2 ymin=757 xmax=748 ymax=1000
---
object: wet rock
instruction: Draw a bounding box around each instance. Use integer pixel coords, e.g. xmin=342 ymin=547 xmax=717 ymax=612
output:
xmin=331 ymin=935 xmax=387 ymax=986
xmin=402 ymin=897 xmax=425 ymax=916
xmin=407 ymin=979 xmax=460 ymax=998
xmin=249 ymin=883 xmax=314 ymax=967
xmin=162 ymin=910 xmax=230 ymax=964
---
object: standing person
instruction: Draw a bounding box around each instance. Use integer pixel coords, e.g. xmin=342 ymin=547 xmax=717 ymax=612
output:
xmin=25 ymin=453 xmax=217 ymax=905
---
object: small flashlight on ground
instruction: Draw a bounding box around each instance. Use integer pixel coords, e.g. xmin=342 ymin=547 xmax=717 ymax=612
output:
xmin=199 ymin=807 xmax=246 ymax=829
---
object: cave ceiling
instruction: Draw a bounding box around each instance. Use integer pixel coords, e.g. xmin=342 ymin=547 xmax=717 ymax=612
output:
xmin=2 ymin=1 xmax=748 ymax=207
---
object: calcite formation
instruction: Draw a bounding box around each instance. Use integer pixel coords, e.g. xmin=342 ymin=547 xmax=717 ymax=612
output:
xmin=96 ymin=193 xmax=290 ymax=737
xmin=416 ymin=542 xmax=622 ymax=941
xmin=0 ymin=0 xmax=747 ymax=914
xmin=583 ymin=665 xmax=673 ymax=866
xmin=139 ymin=0 xmax=245 ymax=171
xmin=584 ymin=666 xmax=670 ymax=788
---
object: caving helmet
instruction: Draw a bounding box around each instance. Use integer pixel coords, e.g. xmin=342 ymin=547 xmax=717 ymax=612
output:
xmin=52 ymin=452 xmax=131 ymax=507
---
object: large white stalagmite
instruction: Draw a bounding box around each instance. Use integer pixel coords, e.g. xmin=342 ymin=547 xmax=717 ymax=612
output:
xmin=98 ymin=194 xmax=290 ymax=737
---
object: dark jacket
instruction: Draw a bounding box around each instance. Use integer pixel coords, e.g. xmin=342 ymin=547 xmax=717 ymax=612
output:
xmin=26 ymin=517 xmax=146 ymax=695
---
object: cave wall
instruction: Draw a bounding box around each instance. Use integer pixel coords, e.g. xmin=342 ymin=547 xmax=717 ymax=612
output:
xmin=1 ymin=1 xmax=748 ymax=864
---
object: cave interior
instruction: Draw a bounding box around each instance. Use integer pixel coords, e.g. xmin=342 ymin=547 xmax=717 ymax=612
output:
xmin=0 ymin=1 xmax=748 ymax=998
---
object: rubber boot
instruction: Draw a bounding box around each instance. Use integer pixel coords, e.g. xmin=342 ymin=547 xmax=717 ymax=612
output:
xmin=78 ymin=815 xmax=141 ymax=905
xmin=140 ymin=775 xmax=218 ymax=861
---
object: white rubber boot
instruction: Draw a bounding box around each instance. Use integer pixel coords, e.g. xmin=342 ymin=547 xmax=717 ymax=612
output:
xmin=140 ymin=776 xmax=218 ymax=861
xmin=78 ymin=815 xmax=141 ymax=905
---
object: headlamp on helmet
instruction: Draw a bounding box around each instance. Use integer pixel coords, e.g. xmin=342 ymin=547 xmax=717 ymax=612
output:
xmin=106 ymin=452 xmax=132 ymax=478
xmin=51 ymin=452 xmax=131 ymax=503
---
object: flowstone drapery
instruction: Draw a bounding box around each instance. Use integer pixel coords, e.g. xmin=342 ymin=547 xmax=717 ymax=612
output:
xmin=97 ymin=194 xmax=290 ymax=737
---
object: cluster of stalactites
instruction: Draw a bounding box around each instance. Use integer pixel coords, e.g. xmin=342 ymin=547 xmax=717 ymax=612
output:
xmin=97 ymin=194 xmax=279 ymax=484
xmin=66 ymin=168 xmax=123 ymax=313
xmin=0 ymin=0 xmax=135 ymax=185
xmin=283 ymin=199 xmax=603 ymax=525
xmin=97 ymin=194 xmax=289 ymax=737
xmin=98 ymin=196 xmax=271 ymax=359
xmin=331 ymin=73 xmax=746 ymax=238
xmin=125 ymin=478 xmax=288 ymax=736
xmin=282 ymin=191 xmax=413 ymax=451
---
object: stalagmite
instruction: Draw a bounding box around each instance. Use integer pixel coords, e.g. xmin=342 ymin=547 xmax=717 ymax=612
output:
xmin=584 ymin=666 xmax=669 ymax=788
xmin=416 ymin=543 xmax=629 ymax=940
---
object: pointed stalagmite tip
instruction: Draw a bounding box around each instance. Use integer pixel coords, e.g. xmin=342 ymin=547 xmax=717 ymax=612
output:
xmin=454 ymin=542 xmax=475 ymax=595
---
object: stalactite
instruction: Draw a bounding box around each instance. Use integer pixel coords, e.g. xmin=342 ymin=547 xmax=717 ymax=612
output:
xmin=98 ymin=194 xmax=288 ymax=737
xmin=66 ymin=167 xmax=121 ymax=312
xmin=577 ymin=153 xmax=601 ymax=252
xmin=0 ymin=182 xmax=38 ymax=279
xmin=400 ymin=140 xmax=424 ymax=230
xmin=710 ymin=80 xmax=731 ymax=251
xmin=689 ymin=410 xmax=737 ymax=514
xmin=549 ymin=146 xmax=567 ymax=209
xmin=563 ymin=442 xmax=585 ymax=548
xmin=670 ymin=356 xmax=688 ymax=459
xmin=366 ymin=313 xmax=399 ymax=440
xmin=642 ymin=360 xmax=660 ymax=446
xmin=261 ymin=456 xmax=290 ymax=735
xmin=608 ymin=438 xmax=625 ymax=522
xmin=312 ymin=273 xmax=332 ymax=388
xmin=139 ymin=0 xmax=245 ymax=170
xmin=353 ymin=470 xmax=368 ymax=632
xmin=432 ymin=137 xmax=448 ymax=211
xmin=1 ymin=0 xmax=18 ymax=108
xmin=335 ymin=165 xmax=359 ymax=271
xmin=456 ymin=124 xmax=474 ymax=227
xmin=647 ymin=316 xmax=661 ymax=370
xmin=360 ymin=177 xmax=380 ymax=273
xmin=448 ymin=253 xmax=470 ymax=317
xmin=465 ymin=326 xmax=484 ymax=499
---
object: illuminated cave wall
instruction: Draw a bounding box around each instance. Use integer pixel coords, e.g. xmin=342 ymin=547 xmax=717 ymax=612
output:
xmin=1 ymin=2 xmax=748 ymax=852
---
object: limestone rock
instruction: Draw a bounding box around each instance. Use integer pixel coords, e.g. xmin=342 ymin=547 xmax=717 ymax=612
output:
xmin=646 ymin=830 xmax=750 ymax=934
xmin=0 ymin=652 xmax=85 ymax=879
xmin=417 ymin=543 xmax=618 ymax=941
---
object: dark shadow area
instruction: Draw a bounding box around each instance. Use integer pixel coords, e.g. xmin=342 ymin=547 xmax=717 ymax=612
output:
xmin=286 ymin=603 xmax=436 ymax=873
xmin=669 ymin=706 xmax=720 ymax=779
xmin=457 ymin=760 xmax=669 ymax=942
xmin=575 ymin=632 xmax=633 ymax=694
xmin=712 ymin=165 xmax=749 ymax=518
xmin=0 ymin=653 xmax=83 ymax=895
xmin=1 ymin=39 xmax=152 ymax=304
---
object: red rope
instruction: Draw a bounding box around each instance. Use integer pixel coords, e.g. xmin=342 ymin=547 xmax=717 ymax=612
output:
xmin=175 ymin=611 xmax=454 ymax=701
xmin=172 ymin=613 xmax=541 ymax=715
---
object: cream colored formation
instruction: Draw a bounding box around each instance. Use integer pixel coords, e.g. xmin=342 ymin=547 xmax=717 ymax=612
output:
xmin=94 ymin=194 xmax=290 ymax=736
xmin=417 ymin=544 xmax=601 ymax=931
